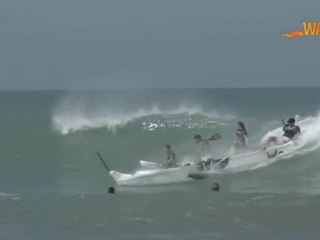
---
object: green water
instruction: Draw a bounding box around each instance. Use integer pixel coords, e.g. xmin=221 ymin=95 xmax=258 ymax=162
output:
xmin=1 ymin=88 xmax=320 ymax=240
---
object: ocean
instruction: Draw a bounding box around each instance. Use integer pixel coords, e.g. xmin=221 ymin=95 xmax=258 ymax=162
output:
xmin=1 ymin=88 xmax=320 ymax=240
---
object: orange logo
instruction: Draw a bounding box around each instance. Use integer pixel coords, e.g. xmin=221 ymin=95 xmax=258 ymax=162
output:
xmin=282 ymin=22 xmax=320 ymax=38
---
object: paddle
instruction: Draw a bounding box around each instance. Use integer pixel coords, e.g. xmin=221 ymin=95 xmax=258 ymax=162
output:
xmin=212 ymin=157 xmax=229 ymax=170
xmin=203 ymin=157 xmax=229 ymax=170
xmin=208 ymin=133 xmax=221 ymax=141
xmin=96 ymin=152 xmax=110 ymax=172
xmin=96 ymin=153 xmax=117 ymax=192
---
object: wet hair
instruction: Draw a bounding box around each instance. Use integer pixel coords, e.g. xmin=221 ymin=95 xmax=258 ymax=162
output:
xmin=238 ymin=121 xmax=247 ymax=136
xmin=287 ymin=117 xmax=295 ymax=123
xmin=211 ymin=183 xmax=220 ymax=192
xmin=165 ymin=144 xmax=171 ymax=149
xmin=194 ymin=134 xmax=202 ymax=140
xmin=108 ymin=187 xmax=115 ymax=194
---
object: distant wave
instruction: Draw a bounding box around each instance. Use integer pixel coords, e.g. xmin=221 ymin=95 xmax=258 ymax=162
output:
xmin=0 ymin=192 xmax=21 ymax=200
xmin=53 ymin=102 xmax=234 ymax=134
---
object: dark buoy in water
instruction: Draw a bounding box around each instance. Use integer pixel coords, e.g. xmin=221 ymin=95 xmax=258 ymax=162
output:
xmin=108 ymin=187 xmax=115 ymax=194
xmin=211 ymin=183 xmax=220 ymax=192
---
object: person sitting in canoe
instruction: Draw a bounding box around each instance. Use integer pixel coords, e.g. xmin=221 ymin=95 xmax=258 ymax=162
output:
xmin=264 ymin=117 xmax=301 ymax=149
xmin=235 ymin=121 xmax=248 ymax=150
xmin=164 ymin=144 xmax=177 ymax=168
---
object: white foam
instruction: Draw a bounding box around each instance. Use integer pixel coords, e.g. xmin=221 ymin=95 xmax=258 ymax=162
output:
xmin=53 ymin=101 xmax=234 ymax=134
xmin=0 ymin=192 xmax=21 ymax=200
xmin=261 ymin=115 xmax=320 ymax=152
xmin=222 ymin=114 xmax=320 ymax=174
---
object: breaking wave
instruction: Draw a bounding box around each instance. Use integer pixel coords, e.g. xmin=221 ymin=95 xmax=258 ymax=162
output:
xmin=53 ymin=102 xmax=234 ymax=134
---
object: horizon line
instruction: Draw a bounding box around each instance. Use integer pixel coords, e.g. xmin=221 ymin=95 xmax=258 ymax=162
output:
xmin=1 ymin=86 xmax=320 ymax=91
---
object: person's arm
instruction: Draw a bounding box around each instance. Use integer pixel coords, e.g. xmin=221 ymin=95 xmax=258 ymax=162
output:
xmin=208 ymin=133 xmax=221 ymax=141
xmin=283 ymin=124 xmax=288 ymax=131
xmin=292 ymin=126 xmax=301 ymax=140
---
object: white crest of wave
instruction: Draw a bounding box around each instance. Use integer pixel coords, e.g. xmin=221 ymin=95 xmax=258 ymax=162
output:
xmin=53 ymin=102 xmax=233 ymax=134
xmin=0 ymin=192 xmax=21 ymax=200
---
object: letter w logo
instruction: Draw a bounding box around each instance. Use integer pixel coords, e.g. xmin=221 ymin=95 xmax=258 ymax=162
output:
xmin=303 ymin=22 xmax=320 ymax=36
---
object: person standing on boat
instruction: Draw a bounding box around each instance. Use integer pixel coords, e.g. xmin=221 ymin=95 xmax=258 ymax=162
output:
xmin=235 ymin=121 xmax=248 ymax=150
xmin=164 ymin=145 xmax=177 ymax=168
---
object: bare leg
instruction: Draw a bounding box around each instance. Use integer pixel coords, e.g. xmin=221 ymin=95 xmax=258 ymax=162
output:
xmin=167 ymin=160 xmax=177 ymax=168
xmin=239 ymin=137 xmax=247 ymax=149
xmin=264 ymin=136 xmax=278 ymax=149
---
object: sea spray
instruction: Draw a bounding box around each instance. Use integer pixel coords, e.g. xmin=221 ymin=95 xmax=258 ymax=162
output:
xmin=53 ymin=98 xmax=234 ymax=134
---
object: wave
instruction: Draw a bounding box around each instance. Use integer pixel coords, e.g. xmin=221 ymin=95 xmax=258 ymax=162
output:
xmin=52 ymin=102 xmax=234 ymax=134
xmin=0 ymin=192 xmax=21 ymax=200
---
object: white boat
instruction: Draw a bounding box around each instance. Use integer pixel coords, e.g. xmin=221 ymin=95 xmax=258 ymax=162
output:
xmin=109 ymin=166 xmax=195 ymax=186
xmin=105 ymin=137 xmax=298 ymax=186
xmin=139 ymin=160 xmax=160 ymax=169
xmin=109 ymin=157 xmax=230 ymax=186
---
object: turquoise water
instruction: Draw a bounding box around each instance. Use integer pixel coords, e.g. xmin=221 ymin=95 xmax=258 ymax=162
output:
xmin=1 ymin=88 xmax=320 ymax=239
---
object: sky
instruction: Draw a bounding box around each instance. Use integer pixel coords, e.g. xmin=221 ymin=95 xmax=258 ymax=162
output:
xmin=0 ymin=0 xmax=320 ymax=89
